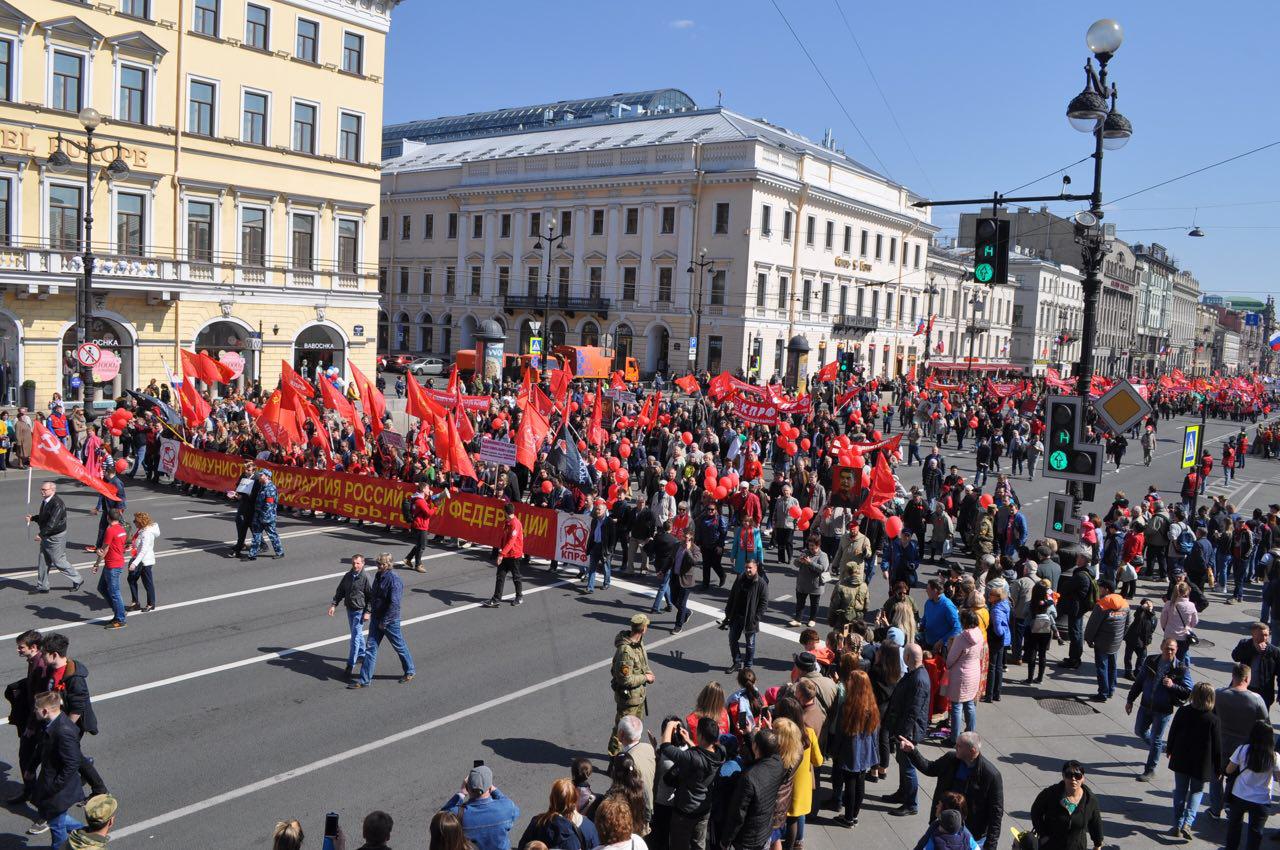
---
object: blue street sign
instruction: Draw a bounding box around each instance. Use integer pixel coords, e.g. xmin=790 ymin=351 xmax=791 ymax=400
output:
xmin=1181 ymin=424 xmax=1200 ymax=469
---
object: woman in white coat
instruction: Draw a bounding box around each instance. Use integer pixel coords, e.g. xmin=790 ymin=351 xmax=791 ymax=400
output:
xmin=126 ymin=511 xmax=161 ymax=613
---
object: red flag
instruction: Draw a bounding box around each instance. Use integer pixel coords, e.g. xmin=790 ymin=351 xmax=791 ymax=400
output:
xmin=550 ymin=360 xmax=572 ymax=403
xmin=199 ymin=351 xmax=236 ymax=384
xmin=350 ymin=362 xmax=386 ymax=438
xmin=280 ymin=360 xmax=314 ymax=398
xmin=906 ymin=364 xmax=917 ymax=383
xmin=814 ymin=360 xmax=839 ymax=383
xmin=708 ymin=372 xmax=733 ymax=400
xmin=836 ymin=388 xmax=858 ymax=409
xmin=405 ymin=372 xmax=446 ymax=422
xmin=531 ymin=384 xmax=554 ymax=418
xmin=181 ymin=349 xmax=220 ymax=386
xmin=515 ymin=403 xmax=550 ymax=470
xmin=30 ymin=421 xmax=121 ymax=501
xmin=455 ymin=408 xmax=476 ymax=442
xmin=178 ymin=379 xmax=211 ymax=428
xmin=870 ymin=451 xmax=897 ymax=505
xmin=254 ymin=389 xmax=290 ymax=447
xmin=589 ymin=383 xmax=606 ymax=447
xmin=320 ymin=375 xmax=365 ymax=452
xmin=674 ymin=374 xmax=700 ymax=394
xmin=516 ymin=367 xmax=533 ymax=411
xmin=446 ymin=413 xmax=478 ymax=480
xmin=610 ymin=371 xmax=626 ymax=391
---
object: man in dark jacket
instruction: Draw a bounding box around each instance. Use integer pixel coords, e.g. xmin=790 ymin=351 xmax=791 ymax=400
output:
xmin=230 ymin=462 xmax=262 ymax=558
xmin=670 ymin=530 xmax=703 ymax=634
xmin=647 ymin=520 xmax=681 ymax=613
xmin=883 ymin=643 xmax=931 ymax=816
xmin=1230 ymin=622 xmax=1280 ymax=708
xmin=31 ymin=691 xmax=83 ymax=847
xmin=1056 ymin=551 xmax=1096 ymax=668
xmin=723 ymin=560 xmax=767 ymax=673
xmin=349 ymin=556 xmax=415 ymax=689
xmin=662 ymin=716 xmax=726 ymax=850
xmin=1126 ymin=637 xmax=1193 ymax=780
xmin=25 ymin=481 xmax=83 ymax=594
xmin=897 ymin=732 xmax=1003 ymax=846
xmin=40 ymin=633 xmax=108 ymax=798
xmin=696 ymin=502 xmax=728 ymax=590
xmin=586 ymin=500 xmax=617 ymax=594
xmin=328 ymin=554 xmax=373 ymax=680
xmin=717 ymin=729 xmax=783 ymax=850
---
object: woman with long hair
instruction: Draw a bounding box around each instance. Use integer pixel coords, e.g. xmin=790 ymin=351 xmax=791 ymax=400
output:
xmin=519 ymin=777 xmax=601 ymax=850
xmin=1166 ymin=682 xmax=1221 ymax=840
xmin=686 ymin=681 xmax=729 ymax=735
xmin=429 ymin=811 xmax=473 ymax=850
xmin=867 ymin=639 xmax=902 ymax=781
xmin=727 ymin=667 xmax=767 ymax=735
xmin=1224 ymin=719 xmax=1280 ymax=849
xmin=828 ymin=670 xmax=879 ymax=826
xmin=598 ymin=753 xmax=651 ymax=836
xmin=125 ymin=511 xmax=161 ymax=613
xmin=770 ymin=718 xmax=805 ymax=850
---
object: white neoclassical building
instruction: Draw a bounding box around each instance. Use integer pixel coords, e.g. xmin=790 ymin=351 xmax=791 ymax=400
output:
xmin=377 ymin=89 xmax=938 ymax=379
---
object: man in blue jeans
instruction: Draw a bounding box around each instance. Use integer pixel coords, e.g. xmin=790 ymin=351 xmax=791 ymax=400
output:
xmin=31 ymin=691 xmax=83 ymax=848
xmin=884 ymin=644 xmax=931 ymax=817
xmin=1126 ymin=637 xmax=1192 ymax=781
xmin=348 ymin=553 xmax=414 ymax=689
xmin=327 ymin=554 xmax=372 ymax=681
xmin=439 ymin=764 xmax=520 ymax=850
xmin=723 ymin=559 xmax=767 ymax=673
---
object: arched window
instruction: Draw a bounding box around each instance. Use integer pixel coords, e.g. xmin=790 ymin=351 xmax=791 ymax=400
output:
xmin=614 ymin=324 xmax=633 ymax=371
xmin=377 ymin=311 xmax=389 ymax=355
xmin=548 ymin=319 xmax=567 ymax=349
xmin=393 ymin=312 xmax=410 ymax=351
xmin=417 ymin=313 xmax=434 ymax=353
xmin=580 ymin=320 xmax=599 ymax=347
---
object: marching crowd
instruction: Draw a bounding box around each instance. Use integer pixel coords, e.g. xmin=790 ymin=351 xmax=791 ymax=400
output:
xmin=6 ymin=360 xmax=1280 ymax=850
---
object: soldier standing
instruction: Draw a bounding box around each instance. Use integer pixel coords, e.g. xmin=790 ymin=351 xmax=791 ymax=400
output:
xmin=609 ymin=613 xmax=655 ymax=755
xmin=244 ymin=469 xmax=284 ymax=560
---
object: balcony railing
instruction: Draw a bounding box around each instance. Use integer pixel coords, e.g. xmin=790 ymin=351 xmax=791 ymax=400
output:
xmin=833 ymin=314 xmax=878 ymax=334
xmin=967 ymin=318 xmax=993 ymax=332
xmin=502 ymin=293 xmax=611 ymax=316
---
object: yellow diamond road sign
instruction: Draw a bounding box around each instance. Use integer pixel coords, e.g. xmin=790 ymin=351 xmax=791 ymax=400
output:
xmin=1093 ymin=378 xmax=1151 ymax=435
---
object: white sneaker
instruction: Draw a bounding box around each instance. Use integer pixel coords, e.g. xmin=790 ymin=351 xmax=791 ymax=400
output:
xmin=807 ymin=620 xmax=817 ymax=628
xmin=787 ymin=619 xmax=802 ymax=627
xmin=27 ymin=821 xmax=49 ymax=835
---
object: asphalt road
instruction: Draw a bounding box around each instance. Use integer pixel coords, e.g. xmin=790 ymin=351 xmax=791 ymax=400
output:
xmin=0 ymin=411 xmax=1276 ymax=849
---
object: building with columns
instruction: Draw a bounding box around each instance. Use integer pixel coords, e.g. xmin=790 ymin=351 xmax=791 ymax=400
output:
xmin=1006 ymin=251 xmax=1083 ymax=377
xmin=378 ymin=90 xmax=937 ymax=380
xmin=1132 ymin=243 xmax=1175 ymax=376
xmin=1169 ymin=268 xmax=1201 ymax=372
xmin=0 ymin=0 xmax=393 ymax=408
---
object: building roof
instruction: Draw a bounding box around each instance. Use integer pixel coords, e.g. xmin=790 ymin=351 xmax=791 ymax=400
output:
xmin=382 ymin=105 xmax=894 ymax=186
xmin=383 ymin=89 xmax=697 ymax=148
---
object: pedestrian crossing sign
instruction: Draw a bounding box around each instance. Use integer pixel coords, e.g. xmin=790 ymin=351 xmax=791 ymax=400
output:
xmin=1181 ymin=424 xmax=1200 ymax=469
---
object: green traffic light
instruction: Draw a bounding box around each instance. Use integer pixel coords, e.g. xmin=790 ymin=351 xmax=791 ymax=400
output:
xmin=974 ymin=263 xmax=994 ymax=283
xmin=1056 ymin=429 xmax=1070 ymax=445
xmin=1053 ymin=521 xmax=1064 ymax=531
xmin=1049 ymin=450 xmax=1068 ymax=471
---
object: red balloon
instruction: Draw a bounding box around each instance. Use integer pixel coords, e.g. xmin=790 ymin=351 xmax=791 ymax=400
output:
xmin=785 ymin=442 xmax=797 ymax=456
xmin=541 ymin=480 xmax=554 ymax=494
xmin=491 ymin=418 xmax=502 ymax=430
xmin=570 ymin=402 xmax=579 ymax=412
xmin=608 ymin=457 xmax=621 ymax=472
xmin=848 ymin=449 xmax=864 ymax=467
xmin=931 ymin=412 xmax=940 ymax=420
xmin=594 ymin=458 xmax=608 ymax=473
xmin=727 ymin=473 xmax=740 ymax=489
xmin=109 ymin=427 xmax=122 ymax=437
xmin=620 ymin=436 xmax=631 ymax=445
xmin=704 ymin=464 xmax=717 ymax=479
xmin=713 ymin=485 xmax=728 ymax=500
xmin=871 ymin=431 xmax=882 ymax=442
xmin=969 ymin=418 xmax=979 ymax=429
xmin=577 ymin=440 xmax=587 ymax=452
xmin=800 ymin=438 xmax=811 ymax=451
xmin=718 ymin=476 xmax=732 ymax=490
xmin=114 ymin=458 xmax=128 ymax=474
xmin=619 ymin=444 xmax=632 ymax=458
xmin=801 ymin=507 xmax=814 ymax=521
xmin=244 ymin=402 xmax=259 ymax=416
xmin=776 ymin=434 xmax=789 ymax=448
xmin=944 ymin=402 xmax=953 ymax=413
xmin=797 ymin=519 xmax=810 ymax=532
xmin=665 ymin=481 xmax=678 ymax=496
xmin=681 ymin=431 xmax=693 ymax=445
xmin=979 ymin=493 xmax=994 ymax=509
xmin=885 ymin=516 xmax=904 ymax=538
xmin=617 ymin=469 xmax=628 ymax=482
xmin=839 ymin=453 xmax=854 ymax=467
xmin=788 ymin=505 xmax=802 ymax=520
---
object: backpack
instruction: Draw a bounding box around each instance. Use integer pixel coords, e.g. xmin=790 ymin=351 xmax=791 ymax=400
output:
xmin=1176 ymin=527 xmax=1196 ymax=556
xmin=401 ymin=495 xmax=416 ymax=525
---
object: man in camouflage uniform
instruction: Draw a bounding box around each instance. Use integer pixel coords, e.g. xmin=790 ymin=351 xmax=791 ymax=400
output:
xmin=609 ymin=613 xmax=654 ymax=755
xmin=245 ymin=469 xmax=285 ymax=560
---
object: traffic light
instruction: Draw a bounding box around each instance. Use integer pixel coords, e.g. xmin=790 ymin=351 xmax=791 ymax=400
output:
xmin=972 ymin=217 xmax=1010 ymax=285
xmin=839 ymin=350 xmax=857 ymax=373
xmin=1042 ymin=395 xmax=1103 ymax=482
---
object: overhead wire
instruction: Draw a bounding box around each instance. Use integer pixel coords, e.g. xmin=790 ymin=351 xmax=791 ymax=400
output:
xmin=1003 ymin=156 xmax=1091 ymax=195
xmin=1105 ymin=139 xmax=1280 ymax=206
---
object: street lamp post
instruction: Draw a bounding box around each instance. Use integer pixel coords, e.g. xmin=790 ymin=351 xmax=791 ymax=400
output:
xmin=47 ymin=108 xmax=131 ymax=415
xmin=532 ymin=217 xmax=567 ymax=383
xmin=1065 ymin=18 xmax=1132 ymax=404
xmin=923 ymin=275 xmax=940 ymax=379
xmin=687 ymin=248 xmax=712 ymax=374
xmin=964 ymin=284 xmax=989 ymax=384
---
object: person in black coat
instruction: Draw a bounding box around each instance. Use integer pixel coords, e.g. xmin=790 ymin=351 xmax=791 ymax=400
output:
xmin=1165 ymin=682 xmax=1222 ymax=838
xmin=882 ymin=643 xmax=931 ymax=817
xmin=1230 ymin=623 xmax=1280 ymax=708
xmin=1030 ymin=760 xmax=1104 ymax=850
xmin=717 ymin=729 xmax=785 ymax=850
xmin=231 ymin=463 xmax=262 ymax=559
xmin=646 ymin=522 xmax=681 ymax=614
xmin=30 ymin=692 xmax=84 ymax=847
xmin=669 ymin=530 xmax=703 ymax=634
xmin=1056 ymin=554 xmax=1095 ymax=668
xmin=26 ymin=481 xmax=83 ymax=593
xmin=896 ymin=732 xmax=1003 ymax=847
xmin=723 ymin=560 xmax=767 ymax=673
xmin=585 ymin=501 xmax=617 ymax=593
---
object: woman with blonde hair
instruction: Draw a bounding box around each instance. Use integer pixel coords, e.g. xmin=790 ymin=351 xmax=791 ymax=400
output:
xmin=770 ymin=717 xmax=808 ymax=850
xmin=519 ymin=777 xmax=601 ymax=850
xmin=685 ymin=681 xmax=730 ymax=735
xmin=272 ymin=819 xmax=304 ymax=850
xmin=126 ymin=510 xmax=161 ymax=613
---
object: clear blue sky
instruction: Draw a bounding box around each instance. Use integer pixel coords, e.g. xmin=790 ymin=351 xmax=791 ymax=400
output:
xmin=383 ymin=1 xmax=1280 ymax=300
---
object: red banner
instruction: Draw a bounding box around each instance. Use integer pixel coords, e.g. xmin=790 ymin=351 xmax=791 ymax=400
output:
xmin=426 ymin=387 xmax=493 ymax=412
xmin=727 ymin=392 xmax=779 ymax=425
xmin=173 ymin=446 xmax=557 ymax=557
xmin=776 ymin=394 xmax=812 ymax=416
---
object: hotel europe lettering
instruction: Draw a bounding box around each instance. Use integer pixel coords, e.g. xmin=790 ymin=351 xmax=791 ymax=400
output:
xmin=0 ymin=0 xmax=396 ymax=407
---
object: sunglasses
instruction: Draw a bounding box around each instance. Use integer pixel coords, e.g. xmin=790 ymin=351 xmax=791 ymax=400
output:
xmin=1063 ymin=771 xmax=1084 ymax=780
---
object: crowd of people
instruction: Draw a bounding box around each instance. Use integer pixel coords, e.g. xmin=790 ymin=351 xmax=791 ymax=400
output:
xmin=7 ymin=359 xmax=1280 ymax=849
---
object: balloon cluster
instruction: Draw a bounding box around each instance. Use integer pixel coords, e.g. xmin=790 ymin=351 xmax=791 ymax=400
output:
xmin=105 ymin=406 xmax=134 ymax=438
xmin=324 ymin=366 xmax=346 ymax=391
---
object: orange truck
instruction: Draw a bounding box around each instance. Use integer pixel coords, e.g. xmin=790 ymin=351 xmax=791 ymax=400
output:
xmin=552 ymin=345 xmax=639 ymax=382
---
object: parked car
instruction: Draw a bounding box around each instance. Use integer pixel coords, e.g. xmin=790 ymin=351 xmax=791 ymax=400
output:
xmin=381 ymin=354 xmax=414 ymax=373
xmin=408 ymin=357 xmax=446 ymax=376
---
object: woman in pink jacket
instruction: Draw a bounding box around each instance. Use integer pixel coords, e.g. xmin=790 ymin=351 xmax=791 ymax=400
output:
xmin=1159 ymin=581 xmax=1199 ymax=659
xmin=945 ymin=608 xmax=986 ymax=746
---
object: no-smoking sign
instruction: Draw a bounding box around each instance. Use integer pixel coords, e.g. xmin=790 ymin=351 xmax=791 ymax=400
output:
xmin=76 ymin=342 xmax=102 ymax=367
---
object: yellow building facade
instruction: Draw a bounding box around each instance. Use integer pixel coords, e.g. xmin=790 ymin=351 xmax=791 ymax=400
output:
xmin=0 ymin=0 xmax=393 ymax=408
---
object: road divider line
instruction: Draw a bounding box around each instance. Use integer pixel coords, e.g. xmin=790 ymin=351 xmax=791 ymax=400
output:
xmin=170 ymin=511 xmax=236 ymax=521
xmin=108 ymin=619 xmax=716 ymax=841
xmin=610 ymin=577 xmax=800 ymax=642
xmin=0 ymin=551 xmax=459 ymax=642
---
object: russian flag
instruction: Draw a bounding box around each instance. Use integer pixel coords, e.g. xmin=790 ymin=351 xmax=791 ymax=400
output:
xmin=1270 ymin=331 xmax=1280 ymax=352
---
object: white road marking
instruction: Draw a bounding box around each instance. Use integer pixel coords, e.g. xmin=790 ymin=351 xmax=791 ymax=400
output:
xmin=107 ymin=619 xmax=716 ymax=841
xmin=170 ymin=510 xmax=235 ymax=521
xmin=611 ymin=577 xmax=799 ymax=642
xmin=0 ymin=551 xmax=457 ymax=642
xmin=93 ymin=578 xmax=574 ymax=704
xmin=1235 ymin=481 xmax=1265 ymax=511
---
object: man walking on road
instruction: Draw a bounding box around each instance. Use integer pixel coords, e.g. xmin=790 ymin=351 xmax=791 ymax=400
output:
xmin=25 ymin=482 xmax=82 ymax=595
xmin=348 ymin=553 xmax=414 ymax=689
xmin=1127 ymin=637 xmax=1192 ymax=781
xmin=483 ymin=502 xmax=525 ymax=608
xmin=328 ymin=554 xmax=372 ymax=681
xmin=724 ymin=559 xmax=767 ymax=674
xmin=92 ymin=510 xmax=128 ymax=629
xmin=244 ymin=469 xmax=284 ymax=561
xmin=609 ymin=613 xmax=654 ymax=755
xmin=30 ymin=691 xmax=83 ymax=848
xmin=883 ymin=644 xmax=931 ymax=817
xmin=230 ymin=461 xmax=260 ymax=559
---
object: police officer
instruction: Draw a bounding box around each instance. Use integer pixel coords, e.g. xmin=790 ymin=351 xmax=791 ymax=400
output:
xmin=244 ymin=469 xmax=284 ymax=561
xmin=609 ymin=613 xmax=654 ymax=755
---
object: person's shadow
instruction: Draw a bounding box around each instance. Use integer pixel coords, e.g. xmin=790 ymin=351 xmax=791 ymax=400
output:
xmin=261 ymin=647 xmax=346 ymax=682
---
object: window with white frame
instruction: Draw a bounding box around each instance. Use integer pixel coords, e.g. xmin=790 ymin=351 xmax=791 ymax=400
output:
xmin=193 ymin=0 xmax=219 ymax=36
xmin=186 ymin=199 xmax=214 ymax=261
xmin=245 ymin=4 xmax=269 ymax=49
xmin=342 ymin=31 xmax=363 ymax=73
xmin=295 ymin=18 xmax=318 ymax=62
xmin=338 ymin=111 xmax=361 ymax=162
xmin=188 ymin=78 xmax=216 ymax=135
xmin=760 ymin=205 xmax=771 ymax=237
xmin=115 ymin=191 xmax=145 ymax=255
xmin=118 ymin=64 xmax=148 ymax=123
xmin=755 ymin=272 xmax=766 ymax=307
xmin=337 ymin=218 xmax=358 ymax=273
xmin=711 ymin=270 xmax=726 ymax=305
xmin=657 ymin=267 xmax=672 ymax=302
xmin=121 ymin=0 xmax=149 ymax=18
xmin=622 ymin=266 xmax=636 ymax=301
xmin=242 ymin=90 xmax=268 ymax=144
xmin=0 ymin=39 xmax=11 ymax=102
xmin=51 ymin=51 xmax=84 ymax=113
xmin=292 ymin=101 xmax=317 ymax=153
xmin=0 ymin=177 xmax=11 ymax=245
xmin=48 ymin=184 xmax=82 ymax=249
xmin=290 ymin=212 xmax=315 ymax=269
xmin=240 ymin=206 xmax=266 ymax=265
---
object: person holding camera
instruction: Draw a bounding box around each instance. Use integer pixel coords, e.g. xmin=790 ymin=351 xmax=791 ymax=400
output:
xmin=1126 ymin=637 xmax=1193 ymax=782
xmin=439 ymin=764 xmax=521 ymax=850
xmin=661 ymin=715 xmax=726 ymax=850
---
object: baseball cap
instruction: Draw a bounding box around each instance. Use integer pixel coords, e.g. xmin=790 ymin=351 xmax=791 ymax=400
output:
xmin=795 ymin=651 xmax=817 ymax=671
xmin=84 ymin=793 xmax=118 ymax=829
xmin=466 ymin=765 xmax=494 ymax=792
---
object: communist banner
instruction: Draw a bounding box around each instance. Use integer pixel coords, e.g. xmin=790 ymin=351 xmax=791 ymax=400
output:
xmin=173 ymin=446 xmax=556 ymax=557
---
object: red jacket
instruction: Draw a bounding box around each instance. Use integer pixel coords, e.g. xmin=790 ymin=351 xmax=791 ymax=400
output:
xmin=500 ymin=515 xmax=525 ymax=559
xmin=411 ymin=494 xmax=436 ymax=532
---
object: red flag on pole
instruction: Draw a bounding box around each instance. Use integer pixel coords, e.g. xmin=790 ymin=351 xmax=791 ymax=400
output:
xmin=349 ymin=361 xmax=386 ymax=437
xmin=280 ymin=360 xmax=314 ymax=398
xmin=814 ymin=360 xmax=839 ymax=383
xmin=199 ymin=351 xmax=235 ymax=383
xmin=178 ymin=379 xmax=211 ymax=428
xmin=180 ymin=349 xmax=221 ymax=386
xmin=590 ymin=383 xmax=606 ymax=447
xmin=674 ymin=374 xmax=700 ymax=394
xmin=319 ymin=375 xmax=365 ymax=452
xmin=30 ymin=421 xmax=121 ymax=501
xmin=447 ymin=413 xmax=478 ymax=480
xmin=515 ymin=403 xmax=550 ymax=470
xmin=405 ymin=372 xmax=446 ymax=423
